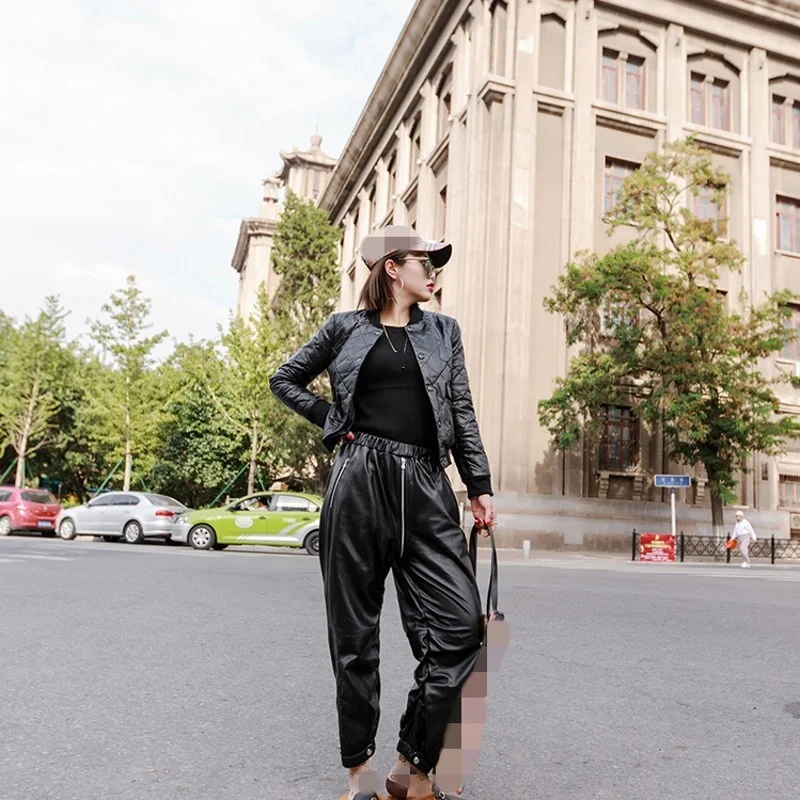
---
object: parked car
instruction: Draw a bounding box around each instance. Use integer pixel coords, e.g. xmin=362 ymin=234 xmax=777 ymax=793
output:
xmin=0 ymin=487 xmax=61 ymax=536
xmin=171 ymin=491 xmax=322 ymax=554
xmin=56 ymin=492 xmax=187 ymax=544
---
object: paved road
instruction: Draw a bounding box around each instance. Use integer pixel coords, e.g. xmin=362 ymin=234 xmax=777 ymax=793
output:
xmin=1 ymin=536 xmax=798 ymax=800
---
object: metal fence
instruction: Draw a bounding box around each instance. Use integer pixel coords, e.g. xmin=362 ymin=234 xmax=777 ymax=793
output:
xmin=631 ymin=530 xmax=800 ymax=563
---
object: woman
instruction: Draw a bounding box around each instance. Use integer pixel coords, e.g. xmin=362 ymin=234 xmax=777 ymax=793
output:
xmin=269 ymin=224 xmax=496 ymax=800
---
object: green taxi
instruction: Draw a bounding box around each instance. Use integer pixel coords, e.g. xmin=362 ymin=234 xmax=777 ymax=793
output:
xmin=172 ymin=491 xmax=323 ymax=554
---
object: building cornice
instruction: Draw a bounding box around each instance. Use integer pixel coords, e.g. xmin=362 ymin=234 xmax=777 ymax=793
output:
xmin=701 ymin=0 xmax=800 ymax=25
xmin=231 ymin=218 xmax=278 ymax=274
xmin=319 ymin=0 xmax=456 ymax=220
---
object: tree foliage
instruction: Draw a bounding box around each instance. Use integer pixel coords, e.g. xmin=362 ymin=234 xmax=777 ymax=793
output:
xmin=0 ymin=297 xmax=70 ymax=487
xmin=0 ymin=194 xmax=344 ymax=502
xmin=269 ymin=190 xmax=340 ymax=491
xmin=539 ymin=137 xmax=800 ymax=535
xmin=87 ymin=275 xmax=168 ymax=491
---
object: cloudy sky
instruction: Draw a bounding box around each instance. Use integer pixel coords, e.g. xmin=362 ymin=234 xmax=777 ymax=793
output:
xmin=0 ymin=0 xmax=415 ymax=349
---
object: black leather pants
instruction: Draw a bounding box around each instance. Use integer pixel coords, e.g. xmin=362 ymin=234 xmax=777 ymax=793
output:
xmin=318 ymin=432 xmax=483 ymax=775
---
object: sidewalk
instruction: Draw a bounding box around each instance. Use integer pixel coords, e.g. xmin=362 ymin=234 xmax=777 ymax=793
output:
xmin=475 ymin=546 xmax=800 ymax=569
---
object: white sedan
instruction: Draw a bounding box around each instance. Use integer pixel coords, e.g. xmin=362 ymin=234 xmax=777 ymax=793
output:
xmin=56 ymin=492 xmax=188 ymax=544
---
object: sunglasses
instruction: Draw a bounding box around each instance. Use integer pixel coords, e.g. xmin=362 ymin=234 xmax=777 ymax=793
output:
xmin=403 ymin=255 xmax=436 ymax=278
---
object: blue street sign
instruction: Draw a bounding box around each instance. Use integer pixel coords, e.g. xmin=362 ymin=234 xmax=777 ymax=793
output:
xmin=654 ymin=474 xmax=691 ymax=488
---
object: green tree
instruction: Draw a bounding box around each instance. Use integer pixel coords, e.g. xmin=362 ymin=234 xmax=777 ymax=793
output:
xmin=88 ymin=275 xmax=168 ymax=491
xmin=269 ymin=189 xmax=341 ymax=491
xmin=0 ymin=297 xmax=70 ymax=487
xmin=150 ymin=341 xmax=246 ymax=508
xmin=212 ymin=288 xmax=281 ymax=495
xmin=31 ymin=348 xmax=114 ymax=500
xmin=539 ymin=138 xmax=800 ymax=537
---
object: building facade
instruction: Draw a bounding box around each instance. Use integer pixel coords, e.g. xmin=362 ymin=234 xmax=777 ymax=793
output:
xmin=319 ymin=0 xmax=800 ymax=544
xmin=233 ymin=134 xmax=336 ymax=320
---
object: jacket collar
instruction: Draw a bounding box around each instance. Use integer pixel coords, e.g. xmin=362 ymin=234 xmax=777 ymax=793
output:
xmin=366 ymin=304 xmax=423 ymax=329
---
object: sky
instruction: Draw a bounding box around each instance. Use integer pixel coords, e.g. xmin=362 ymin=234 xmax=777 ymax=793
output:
xmin=0 ymin=0 xmax=416 ymax=350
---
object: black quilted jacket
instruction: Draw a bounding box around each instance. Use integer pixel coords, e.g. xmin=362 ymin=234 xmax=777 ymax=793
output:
xmin=269 ymin=305 xmax=492 ymax=498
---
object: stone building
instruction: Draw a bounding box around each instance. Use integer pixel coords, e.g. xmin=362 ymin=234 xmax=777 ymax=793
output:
xmin=233 ymin=134 xmax=336 ymax=320
xmin=319 ymin=0 xmax=800 ymax=544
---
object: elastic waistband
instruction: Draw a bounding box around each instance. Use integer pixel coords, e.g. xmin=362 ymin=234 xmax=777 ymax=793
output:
xmin=349 ymin=432 xmax=438 ymax=468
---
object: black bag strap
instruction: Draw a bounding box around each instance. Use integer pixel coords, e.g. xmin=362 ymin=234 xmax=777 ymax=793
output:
xmin=469 ymin=525 xmax=500 ymax=619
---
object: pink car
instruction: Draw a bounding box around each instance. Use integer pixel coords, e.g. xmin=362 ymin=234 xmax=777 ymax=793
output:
xmin=0 ymin=486 xmax=61 ymax=537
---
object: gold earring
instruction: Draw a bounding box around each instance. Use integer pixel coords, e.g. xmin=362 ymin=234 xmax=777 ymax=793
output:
xmin=398 ymin=276 xmax=405 ymax=290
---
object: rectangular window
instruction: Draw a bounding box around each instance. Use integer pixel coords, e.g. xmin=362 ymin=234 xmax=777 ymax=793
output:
xmin=690 ymin=74 xmax=705 ymax=125
xmin=693 ymin=187 xmax=727 ymax=237
xmin=603 ymin=158 xmax=637 ymax=212
xmin=710 ymin=79 xmax=730 ymax=131
xmin=437 ymin=186 xmax=448 ymax=240
xmin=772 ymin=96 xmax=786 ymax=145
xmin=409 ymin=117 xmax=421 ymax=178
xmin=386 ymin=154 xmax=397 ymax=211
xmin=368 ymin=185 xmax=377 ymax=229
xmin=793 ymin=104 xmax=800 ymax=149
xmin=602 ymin=50 xmax=619 ymax=104
xmin=599 ymin=405 xmax=638 ymax=471
xmin=777 ymin=197 xmax=800 ymax=253
xmin=779 ymin=475 xmax=800 ymax=508
xmin=781 ymin=305 xmax=800 ymax=361
xmin=625 ymin=57 xmax=645 ymax=110
xmin=406 ymin=192 xmax=417 ymax=231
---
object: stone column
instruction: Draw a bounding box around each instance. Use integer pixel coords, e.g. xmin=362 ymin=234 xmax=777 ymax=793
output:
xmin=459 ymin=0 xmax=492 ymax=450
xmin=339 ymin=212 xmax=356 ymax=311
xmin=749 ymin=47 xmax=773 ymax=510
xmin=375 ymin=157 xmax=389 ymax=225
xmin=355 ymin=189 xmax=372 ymax=289
xmin=395 ymin=121 xmax=411 ymax=197
xmin=568 ymin=0 xmax=597 ymax=256
xmin=664 ymin=24 xmax=685 ymax=143
xmin=417 ymin=81 xmax=437 ymax=236
xmin=498 ymin=0 xmax=536 ymax=492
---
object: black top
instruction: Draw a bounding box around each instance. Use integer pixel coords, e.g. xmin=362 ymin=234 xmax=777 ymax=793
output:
xmin=351 ymin=325 xmax=438 ymax=451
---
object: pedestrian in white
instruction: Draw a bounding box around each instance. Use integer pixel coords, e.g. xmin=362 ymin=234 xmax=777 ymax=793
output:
xmin=731 ymin=510 xmax=757 ymax=569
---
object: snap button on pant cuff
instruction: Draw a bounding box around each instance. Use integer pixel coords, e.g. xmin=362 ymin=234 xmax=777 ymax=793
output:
xmin=341 ymin=743 xmax=376 ymax=769
xmin=396 ymin=739 xmax=433 ymax=776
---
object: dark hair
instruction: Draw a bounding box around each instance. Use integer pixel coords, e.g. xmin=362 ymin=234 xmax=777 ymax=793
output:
xmin=358 ymin=250 xmax=410 ymax=312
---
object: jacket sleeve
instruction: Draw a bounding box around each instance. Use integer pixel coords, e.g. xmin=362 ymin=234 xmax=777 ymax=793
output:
xmin=269 ymin=315 xmax=336 ymax=429
xmin=449 ymin=319 xmax=493 ymax=498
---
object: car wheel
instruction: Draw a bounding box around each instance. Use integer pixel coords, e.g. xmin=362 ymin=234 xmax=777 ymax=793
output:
xmin=0 ymin=516 xmax=12 ymax=536
xmin=102 ymin=535 xmax=118 ymax=543
xmin=304 ymin=530 xmax=320 ymax=556
xmin=59 ymin=518 xmax=77 ymax=540
xmin=188 ymin=524 xmax=216 ymax=550
xmin=40 ymin=530 xmax=56 ymax=538
xmin=123 ymin=521 xmax=144 ymax=544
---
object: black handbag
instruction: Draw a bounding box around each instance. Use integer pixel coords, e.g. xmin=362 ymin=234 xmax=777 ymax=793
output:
xmin=434 ymin=525 xmax=510 ymax=794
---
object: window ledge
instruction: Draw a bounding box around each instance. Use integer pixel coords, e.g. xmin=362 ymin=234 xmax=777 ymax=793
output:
xmin=768 ymin=142 xmax=800 ymax=161
xmin=400 ymin=175 xmax=420 ymax=206
xmin=683 ymin=124 xmax=752 ymax=152
xmin=534 ymin=85 xmax=575 ymax=105
xmin=593 ymin=100 xmax=666 ymax=126
xmin=776 ymin=249 xmax=800 ymax=260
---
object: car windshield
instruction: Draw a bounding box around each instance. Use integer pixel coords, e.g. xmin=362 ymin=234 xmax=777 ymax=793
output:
xmin=21 ymin=490 xmax=57 ymax=505
xmin=144 ymin=493 xmax=185 ymax=508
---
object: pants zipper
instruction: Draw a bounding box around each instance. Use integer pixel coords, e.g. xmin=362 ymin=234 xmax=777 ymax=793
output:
xmin=400 ymin=457 xmax=407 ymax=558
xmin=329 ymin=457 xmax=350 ymax=506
